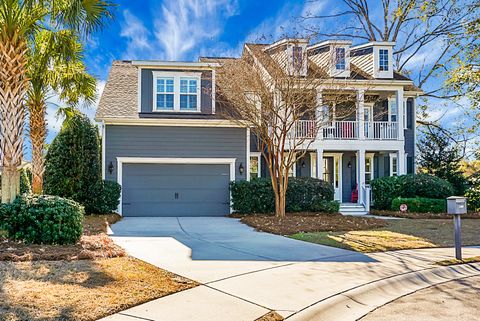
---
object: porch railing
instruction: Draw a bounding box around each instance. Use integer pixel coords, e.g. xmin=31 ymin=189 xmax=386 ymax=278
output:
xmin=361 ymin=184 xmax=371 ymax=213
xmin=364 ymin=121 xmax=398 ymax=140
xmin=292 ymin=120 xmax=398 ymax=140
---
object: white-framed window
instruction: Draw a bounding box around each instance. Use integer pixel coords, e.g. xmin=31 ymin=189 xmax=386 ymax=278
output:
xmin=379 ymin=49 xmax=389 ymax=71
xmin=389 ymin=99 xmax=398 ymax=122
xmin=335 ymin=47 xmax=346 ymax=70
xmin=155 ymin=77 xmax=174 ymax=110
xmin=390 ymin=153 xmax=398 ymax=176
xmin=365 ymin=154 xmax=374 ymax=183
xmin=153 ymin=71 xmax=201 ymax=112
xmin=250 ymin=153 xmax=261 ymax=178
xmin=292 ymin=46 xmax=303 ymax=70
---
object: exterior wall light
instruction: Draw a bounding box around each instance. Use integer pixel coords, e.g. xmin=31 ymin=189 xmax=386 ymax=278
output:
xmin=108 ymin=161 xmax=114 ymax=174
xmin=301 ymin=161 xmax=306 ymax=168
xmin=239 ymin=162 xmax=244 ymax=175
xmin=347 ymin=161 xmax=352 ymax=168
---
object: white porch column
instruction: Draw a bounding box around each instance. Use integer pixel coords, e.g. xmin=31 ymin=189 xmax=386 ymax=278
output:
xmin=397 ymin=88 xmax=404 ymax=141
xmin=398 ymin=149 xmax=406 ymax=175
xmin=357 ymin=89 xmax=365 ymax=140
xmin=315 ymin=89 xmax=323 ymax=139
xmin=317 ymin=148 xmax=324 ymax=180
xmin=357 ymin=148 xmax=366 ymax=204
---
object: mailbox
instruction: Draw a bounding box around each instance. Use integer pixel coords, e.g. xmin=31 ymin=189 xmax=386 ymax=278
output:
xmin=447 ymin=196 xmax=467 ymax=215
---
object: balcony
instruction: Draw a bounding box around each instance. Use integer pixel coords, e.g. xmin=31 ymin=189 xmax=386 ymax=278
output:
xmin=294 ymin=120 xmax=398 ymax=140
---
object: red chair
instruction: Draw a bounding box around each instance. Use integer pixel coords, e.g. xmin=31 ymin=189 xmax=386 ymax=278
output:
xmin=351 ymin=184 xmax=358 ymax=203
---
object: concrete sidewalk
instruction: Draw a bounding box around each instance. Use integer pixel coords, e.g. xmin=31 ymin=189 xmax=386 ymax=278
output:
xmin=100 ymin=218 xmax=480 ymax=321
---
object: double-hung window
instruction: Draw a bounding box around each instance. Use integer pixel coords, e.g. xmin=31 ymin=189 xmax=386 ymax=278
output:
xmin=390 ymin=154 xmax=398 ymax=176
xmin=335 ymin=47 xmax=346 ymax=70
xmin=292 ymin=46 xmax=303 ymax=71
xmin=153 ymin=72 xmax=201 ymax=112
xmin=379 ymin=49 xmax=389 ymax=71
xmin=155 ymin=78 xmax=174 ymax=110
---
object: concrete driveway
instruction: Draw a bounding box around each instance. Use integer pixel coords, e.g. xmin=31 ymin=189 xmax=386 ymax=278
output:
xmin=106 ymin=217 xmax=480 ymax=321
xmin=109 ymin=217 xmax=368 ymax=282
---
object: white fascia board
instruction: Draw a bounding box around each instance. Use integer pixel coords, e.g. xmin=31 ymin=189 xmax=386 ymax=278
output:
xmin=99 ymin=118 xmax=244 ymax=127
xmin=307 ymin=40 xmax=352 ymax=51
xmin=132 ymin=61 xmax=220 ymax=68
xmin=351 ymin=41 xmax=396 ymax=51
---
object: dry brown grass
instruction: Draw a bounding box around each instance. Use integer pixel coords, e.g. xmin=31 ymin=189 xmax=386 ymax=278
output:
xmin=0 ymin=257 xmax=198 ymax=321
xmin=436 ymin=256 xmax=480 ymax=266
xmin=255 ymin=311 xmax=285 ymax=321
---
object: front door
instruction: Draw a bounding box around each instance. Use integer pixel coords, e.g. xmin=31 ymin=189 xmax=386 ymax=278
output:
xmin=323 ymin=155 xmax=342 ymax=201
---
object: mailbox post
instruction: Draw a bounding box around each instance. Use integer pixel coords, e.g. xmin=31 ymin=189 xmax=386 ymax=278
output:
xmin=447 ymin=196 xmax=467 ymax=260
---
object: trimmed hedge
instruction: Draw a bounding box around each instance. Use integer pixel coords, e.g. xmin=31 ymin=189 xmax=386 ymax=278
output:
xmin=0 ymin=195 xmax=84 ymax=245
xmin=371 ymin=174 xmax=454 ymax=210
xmin=391 ymin=197 xmax=447 ymax=213
xmin=230 ymin=177 xmax=336 ymax=214
xmin=91 ymin=180 xmax=122 ymax=214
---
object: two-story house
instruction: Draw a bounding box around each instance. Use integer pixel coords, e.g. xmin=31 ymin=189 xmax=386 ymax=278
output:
xmin=96 ymin=38 xmax=421 ymax=217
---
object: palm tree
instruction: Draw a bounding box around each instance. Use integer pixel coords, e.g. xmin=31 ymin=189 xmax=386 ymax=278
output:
xmin=27 ymin=29 xmax=96 ymax=194
xmin=0 ymin=0 xmax=112 ymax=203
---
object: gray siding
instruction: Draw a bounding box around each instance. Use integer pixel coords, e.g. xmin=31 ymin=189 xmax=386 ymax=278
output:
xmin=140 ymin=69 xmax=213 ymax=115
xmin=404 ymin=98 xmax=415 ymax=167
xmin=342 ymin=152 xmax=357 ymax=202
xmin=105 ymin=125 xmax=247 ymax=182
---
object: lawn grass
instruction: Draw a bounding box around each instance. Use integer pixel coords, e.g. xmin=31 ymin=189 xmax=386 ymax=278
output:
xmin=436 ymin=256 xmax=480 ymax=266
xmin=290 ymin=219 xmax=480 ymax=253
xmin=0 ymin=257 xmax=197 ymax=321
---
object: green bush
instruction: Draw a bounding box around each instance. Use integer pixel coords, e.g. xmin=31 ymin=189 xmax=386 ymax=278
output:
xmin=19 ymin=168 xmax=32 ymax=194
xmin=310 ymin=200 xmax=340 ymax=213
xmin=371 ymin=174 xmax=454 ymax=210
xmin=44 ymin=112 xmax=102 ymax=214
xmin=286 ymin=177 xmax=334 ymax=212
xmin=466 ymin=186 xmax=480 ymax=212
xmin=230 ymin=178 xmax=275 ymax=214
xmin=89 ymin=180 xmax=122 ymax=214
xmin=1 ymin=195 xmax=84 ymax=244
xmin=391 ymin=197 xmax=446 ymax=213
xmin=230 ymin=177 xmax=335 ymax=214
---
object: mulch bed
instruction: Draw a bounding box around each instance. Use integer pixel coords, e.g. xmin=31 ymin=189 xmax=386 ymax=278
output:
xmin=370 ymin=209 xmax=480 ymax=219
xmin=255 ymin=311 xmax=284 ymax=321
xmin=0 ymin=214 xmax=125 ymax=262
xmin=235 ymin=213 xmax=388 ymax=235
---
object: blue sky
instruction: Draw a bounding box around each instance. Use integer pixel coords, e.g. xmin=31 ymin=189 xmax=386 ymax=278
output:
xmin=37 ymin=0 xmax=473 ymax=159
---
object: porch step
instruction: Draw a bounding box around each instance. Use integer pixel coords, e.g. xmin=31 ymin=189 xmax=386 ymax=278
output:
xmin=339 ymin=203 xmax=368 ymax=216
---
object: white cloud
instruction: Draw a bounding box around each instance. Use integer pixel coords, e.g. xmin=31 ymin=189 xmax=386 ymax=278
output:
xmin=119 ymin=1 xmax=238 ymax=61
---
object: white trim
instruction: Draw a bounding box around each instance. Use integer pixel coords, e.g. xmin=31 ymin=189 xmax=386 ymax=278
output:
xmin=389 ymin=152 xmax=398 ymax=176
xmin=116 ymin=157 xmax=237 ymax=216
xmin=323 ymin=152 xmax=343 ymax=202
xmin=365 ymin=152 xmax=374 ymax=183
xmin=246 ymin=128 xmax=251 ymax=181
xmin=211 ymin=69 xmax=216 ymax=114
xmin=152 ymin=71 xmax=202 ymax=113
xmin=132 ymin=60 xmax=220 ymax=68
xmin=100 ymin=118 xmax=244 ymax=128
xmin=101 ymin=121 xmax=106 ymax=180
xmin=310 ymin=152 xmax=317 ymax=178
xmin=137 ymin=67 xmax=142 ymax=113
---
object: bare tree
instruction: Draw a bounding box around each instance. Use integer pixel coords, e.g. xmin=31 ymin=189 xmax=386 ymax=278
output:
xmin=302 ymin=0 xmax=477 ymax=99
xmin=213 ymin=43 xmax=357 ymax=217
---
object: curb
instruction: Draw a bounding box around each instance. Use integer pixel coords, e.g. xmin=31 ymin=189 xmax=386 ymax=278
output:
xmin=285 ymin=262 xmax=480 ymax=321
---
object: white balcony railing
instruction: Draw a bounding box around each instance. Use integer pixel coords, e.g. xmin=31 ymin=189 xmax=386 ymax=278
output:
xmin=364 ymin=121 xmax=398 ymax=140
xmin=292 ymin=120 xmax=398 ymax=140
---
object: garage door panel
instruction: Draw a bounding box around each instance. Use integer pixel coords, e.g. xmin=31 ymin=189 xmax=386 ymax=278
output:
xmin=122 ymin=163 xmax=231 ymax=217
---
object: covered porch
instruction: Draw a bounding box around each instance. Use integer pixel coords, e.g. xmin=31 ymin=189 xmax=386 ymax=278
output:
xmin=292 ymin=149 xmax=412 ymax=207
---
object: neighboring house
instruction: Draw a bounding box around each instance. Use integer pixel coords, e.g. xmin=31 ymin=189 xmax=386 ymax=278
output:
xmin=96 ymin=38 xmax=422 ymax=217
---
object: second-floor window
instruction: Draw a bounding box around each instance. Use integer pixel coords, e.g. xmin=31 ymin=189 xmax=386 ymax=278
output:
xmin=335 ymin=47 xmax=346 ymax=70
xmin=156 ymin=78 xmax=174 ymax=110
xmin=379 ymin=49 xmax=389 ymax=71
xmin=153 ymin=72 xmax=201 ymax=112
xmin=292 ymin=46 xmax=303 ymax=71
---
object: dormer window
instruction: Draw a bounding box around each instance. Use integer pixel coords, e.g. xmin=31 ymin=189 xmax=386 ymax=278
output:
xmin=335 ymin=48 xmax=346 ymax=70
xmin=292 ymin=46 xmax=303 ymax=71
xmin=379 ymin=49 xmax=389 ymax=71
xmin=152 ymin=71 xmax=201 ymax=112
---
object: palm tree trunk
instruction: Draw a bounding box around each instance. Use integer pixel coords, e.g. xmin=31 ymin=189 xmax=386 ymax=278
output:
xmin=0 ymin=30 xmax=28 ymax=203
xmin=28 ymin=99 xmax=46 ymax=194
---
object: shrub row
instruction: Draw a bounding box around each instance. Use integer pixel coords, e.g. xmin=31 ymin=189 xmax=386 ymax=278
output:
xmin=0 ymin=195 xmax=84 ymax=245
xmin=230 ymin=177 xmax=338 ymax=214
xmin=371 ymin=174 xmax=453 ymax=210
xmin=465 ymin=186 xmax=480 ymax=212
xmin=391 ymin=197 xmax=446 ymax=213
